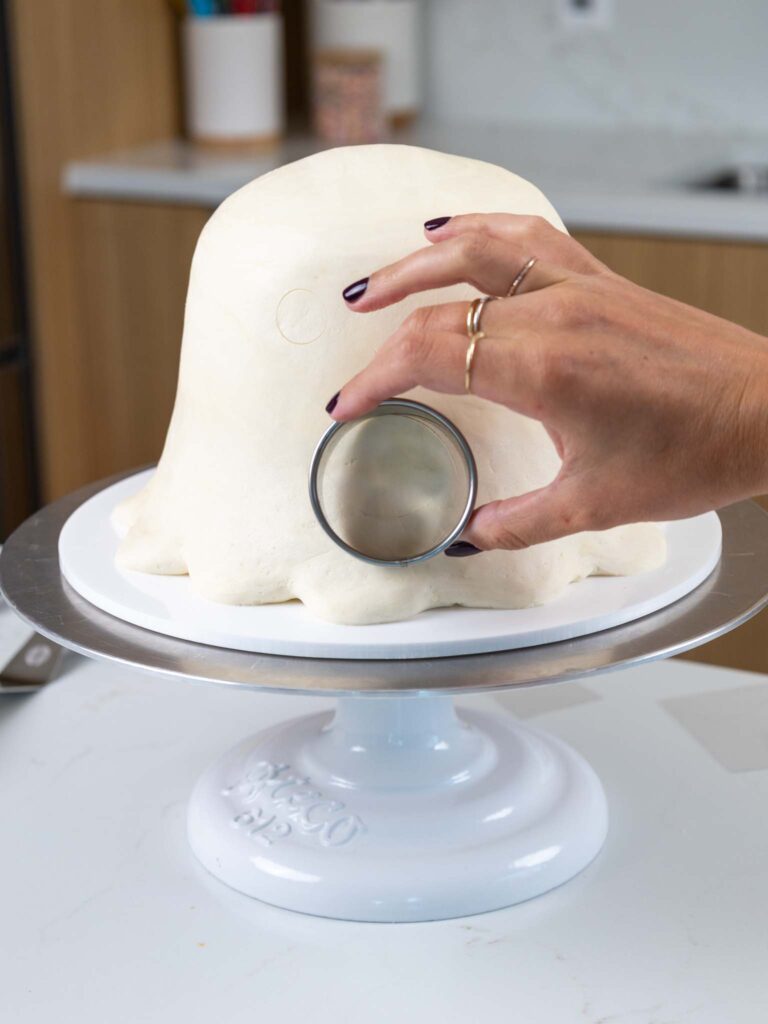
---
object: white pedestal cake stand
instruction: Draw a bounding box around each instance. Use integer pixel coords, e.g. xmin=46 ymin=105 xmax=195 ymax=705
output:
xmin=2 ymin=471 xmax=768 ymax=924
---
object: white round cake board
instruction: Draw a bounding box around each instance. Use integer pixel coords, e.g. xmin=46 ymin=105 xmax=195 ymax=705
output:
xmin=59 ymin=470 xmax=722 ymax=661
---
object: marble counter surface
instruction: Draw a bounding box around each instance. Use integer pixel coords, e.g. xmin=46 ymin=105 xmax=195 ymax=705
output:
xmin=2 ymin=592 xmax=768 ymax=1023
xmin=63 ymin=121 xmax=768 ymax=240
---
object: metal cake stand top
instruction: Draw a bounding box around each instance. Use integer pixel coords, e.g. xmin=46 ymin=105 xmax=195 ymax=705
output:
xmin=2 ymin=474 xmax=768 ymax=697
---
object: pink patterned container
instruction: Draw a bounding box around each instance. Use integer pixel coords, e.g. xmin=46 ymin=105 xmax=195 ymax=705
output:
xmin=312 ymin=48 xmax=385 ymax=144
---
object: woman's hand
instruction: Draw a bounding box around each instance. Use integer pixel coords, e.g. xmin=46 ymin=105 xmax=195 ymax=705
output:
xmin=329 ymin=214 xmax=768 ymax=552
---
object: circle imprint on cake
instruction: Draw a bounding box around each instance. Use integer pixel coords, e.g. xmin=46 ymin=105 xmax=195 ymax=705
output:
xmin=276 ymin=288 xmax=327 ymax=345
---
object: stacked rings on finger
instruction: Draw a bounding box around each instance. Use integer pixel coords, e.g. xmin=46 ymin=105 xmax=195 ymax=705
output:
xmin=464 ymin=296 xmax=496 ymax=394
xmin=466 ymin=295 xmax=497 ymax=337
xmin=507 ymin=256 xmax=537 ymax=297
xmin=463 ymin=259 xmax=535 ymax=393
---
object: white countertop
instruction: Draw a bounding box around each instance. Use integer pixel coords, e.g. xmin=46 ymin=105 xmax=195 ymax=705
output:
xmin=2 ymin=595 xmax=768 ymax=1023
xmin=63 ymin=121 xmax=768 ymax=241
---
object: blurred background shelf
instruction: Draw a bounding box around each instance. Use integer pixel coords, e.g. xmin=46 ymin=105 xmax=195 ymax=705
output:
xmin=63 ymin=125 xmax=768 ymax=240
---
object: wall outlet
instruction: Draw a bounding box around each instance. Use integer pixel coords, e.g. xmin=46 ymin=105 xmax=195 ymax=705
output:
xmin=556 ymin=0 xmax=614 ymax=30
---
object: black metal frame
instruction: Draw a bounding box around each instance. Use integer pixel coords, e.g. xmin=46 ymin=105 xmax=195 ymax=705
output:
xmin=0 ymin=0 xmax=40 ymax=537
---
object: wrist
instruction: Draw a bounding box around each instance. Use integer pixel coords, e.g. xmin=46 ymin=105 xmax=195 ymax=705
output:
xmin=739 ymin=352 xmax=768 ymax=497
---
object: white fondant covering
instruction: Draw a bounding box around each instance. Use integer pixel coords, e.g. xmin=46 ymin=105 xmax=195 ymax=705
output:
xmin=114 ymin=145 xmax=666 ymax=625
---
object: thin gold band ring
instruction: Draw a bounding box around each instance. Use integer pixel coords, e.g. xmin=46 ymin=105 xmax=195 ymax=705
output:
xmin=464 ymin=330 xmax=486 ymax=394
xmin=507 ymin=256 xmax=537 ymax=297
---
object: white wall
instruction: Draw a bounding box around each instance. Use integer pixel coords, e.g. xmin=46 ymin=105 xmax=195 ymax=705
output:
xmin=423 ymin=0 xmax=768 ymax=134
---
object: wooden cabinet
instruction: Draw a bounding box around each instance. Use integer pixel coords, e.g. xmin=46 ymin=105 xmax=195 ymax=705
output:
xmin=9 ymin=0 xmax=182 ymax=498
xmin=71 ymin=201 xmax=209 ymax=480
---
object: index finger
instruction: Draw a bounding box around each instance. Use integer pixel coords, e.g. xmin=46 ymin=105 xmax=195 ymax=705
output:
xmin=425 ymin=213 xmax=607 ymax=276
xmin=343 ymin=233 xmax=568 ymax=313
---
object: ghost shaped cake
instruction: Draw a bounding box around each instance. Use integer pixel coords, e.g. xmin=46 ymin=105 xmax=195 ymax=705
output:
xmin=114 ymin=144 xmax=665 ymax=625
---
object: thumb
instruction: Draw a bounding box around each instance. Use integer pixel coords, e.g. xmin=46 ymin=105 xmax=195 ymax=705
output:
xmin=455 ymin=478 xmax=588 ymax=553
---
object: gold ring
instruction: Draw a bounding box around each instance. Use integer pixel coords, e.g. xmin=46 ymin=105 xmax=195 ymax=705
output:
xmin=466 ymin=295 xmax=496 ymax=339
xmin=464 ymin=331 xmax=486 ymax=394
xmin=507 ymin=256 xmax=537 ymax=297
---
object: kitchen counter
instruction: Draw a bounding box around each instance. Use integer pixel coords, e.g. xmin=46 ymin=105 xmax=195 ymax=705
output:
xmin=2 ymin=595 xmax=768 ymax=1023
xmin=63 ymin=121 xmax=768 ymax=241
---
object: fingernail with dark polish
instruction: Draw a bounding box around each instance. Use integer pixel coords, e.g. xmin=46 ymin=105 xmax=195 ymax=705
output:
xmin=325 ymin=391 xmax=340 ymax=415
xmin=343 ymin=277 xmax=369 ymax=303
xmin=444 ymin=541 xmax=482 ymax=558
xmin=424 ymin=216 xmax=451 ymax=231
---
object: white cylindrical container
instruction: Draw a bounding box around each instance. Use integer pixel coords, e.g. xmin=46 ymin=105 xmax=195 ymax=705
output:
xmin=182 ymin=14 xmax=284 ymax=145
xmin=311 ymin=0 xmax=421 ymax=124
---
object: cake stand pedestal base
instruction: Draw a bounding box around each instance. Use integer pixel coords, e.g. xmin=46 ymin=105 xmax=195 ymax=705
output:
xmin=8 ymin=482 xmax=768 ymax=923
xmin=187 ymin=693 xmax=608 ymax=922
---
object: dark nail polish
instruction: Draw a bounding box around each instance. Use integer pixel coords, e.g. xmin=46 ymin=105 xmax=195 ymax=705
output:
xmin=343 ymin=277 xmax=369 ymax=303
xmin=325 ymin=391 xmax=340 ymax=414
xmin=424 ymin=216 xmax=451 ymax=231
xmin=444 ymin=541 xmax=482 ymax=558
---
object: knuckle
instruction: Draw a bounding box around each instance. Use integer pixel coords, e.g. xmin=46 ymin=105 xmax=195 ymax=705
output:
xmin=516 ymin=214 xmax=550 ymax=239
xmin=559 ymin=481 xmax=616 ymax=534
xmin=560 ymin=501 xmax=591 ymax=534
xmin=550 ymin=286 xmax=593 ymax=328
xmin=571 ymin=503 xmax=609 ymax=534
xmin=457 ymin=231 xmax=490 ymax=264
xmin=405 ymin=305 xmax=434 ymax=331
xmin=402 ymin=308 xmax=421 ymax=334
xmin=413 ymin=304 xmax=441 ymax=335
xmin=493 ymin=523 xmax=530 ymax=550
xmin=397 ymin=329 xmax=422 ymax=367
xmin=535 ymin=343 xmax=579 ymax=398
xmin=399 ymin=307 xmax=435 ymax=363
xmin=482 ymin=502 xmax=531 ymax=550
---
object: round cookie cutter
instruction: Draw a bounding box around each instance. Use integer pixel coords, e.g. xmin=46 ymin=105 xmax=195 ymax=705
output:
xmin=308 ymin=399 xmax=478 ymax=567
